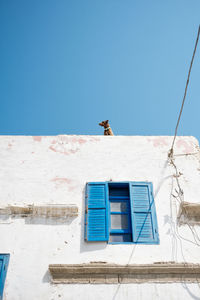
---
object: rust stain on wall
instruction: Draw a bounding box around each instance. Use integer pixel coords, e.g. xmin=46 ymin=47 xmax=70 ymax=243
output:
xmin=176 ymin=139 xmax=194 ymax=153
xmin=49 ymin=146 xmax=78 ymax=155
xmin=77 ymin=138 xmax=87 ymax=144
xmin=49 ymin=136 xmax=99 ymax=156
xmin=148 ymin=137 xmax=168 ymax=147
xmin=51 ymin=177 xmax=77 ymax=191
xmin=49 ymin=146 xmax=58 ymax=153
xmin=88 ymin=137 xmax=100 ymax=142
xmin=33 ymin=136 xmax=42 ymax=142
xmin=51 ymin=177 xmax=73 ymax=184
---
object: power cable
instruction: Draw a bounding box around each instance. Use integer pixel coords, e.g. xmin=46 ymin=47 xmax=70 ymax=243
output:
xmin=167 ymin=26 xmax=200 ymax=250
xmin=169 ymin=25 xmax=200 ymax=158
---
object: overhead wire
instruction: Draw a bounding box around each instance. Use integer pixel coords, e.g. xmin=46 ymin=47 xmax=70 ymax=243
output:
xmin=169 ymin=25 xmax=200 ymax=158
xmin=168 ymin=26 xmax=200 ymax=253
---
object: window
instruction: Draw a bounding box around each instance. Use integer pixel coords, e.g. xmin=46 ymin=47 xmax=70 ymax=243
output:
xmin=0 ymin=254 xmax=10 ymax=300
xmin=85 ymin=182 xmax=159 ymax=244
xmin=109 ymin=183 xmax=132 ymax=243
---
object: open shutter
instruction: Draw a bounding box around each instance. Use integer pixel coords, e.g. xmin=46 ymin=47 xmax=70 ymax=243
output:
xmin=0 ymin=254 xmax=10 ymax=300
xmin=85 ymin=183 xmax=108 ymax=242
xmin=129 ymin=182 xmax=159 ymax=244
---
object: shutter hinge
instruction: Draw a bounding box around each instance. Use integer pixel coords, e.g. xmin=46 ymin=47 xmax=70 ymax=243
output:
xmin=85 ymin=206 xmax=88 ymax=213
xmin=86 ymin=194 xmax=88 ymax=198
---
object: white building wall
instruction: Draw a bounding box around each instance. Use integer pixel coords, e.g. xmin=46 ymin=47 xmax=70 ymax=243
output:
xmin=0 ymin=135 xmax=200 ymax=300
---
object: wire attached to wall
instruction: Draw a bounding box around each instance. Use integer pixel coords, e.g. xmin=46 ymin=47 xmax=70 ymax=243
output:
xmin=168 ymin=25 xmax=200 ymax=158
xmin=168 ymin=26 xmax=200 ymax=250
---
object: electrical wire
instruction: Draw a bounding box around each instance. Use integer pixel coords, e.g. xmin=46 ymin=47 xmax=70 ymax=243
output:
xmin=169 ymin=25 xmax=200 ymax=157
xmin=168 ymin=27 xmax=200 ymax=248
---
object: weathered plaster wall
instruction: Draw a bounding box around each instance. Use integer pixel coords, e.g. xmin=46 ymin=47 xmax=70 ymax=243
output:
xmin=1 ymin=135 xmax=200 ymax=299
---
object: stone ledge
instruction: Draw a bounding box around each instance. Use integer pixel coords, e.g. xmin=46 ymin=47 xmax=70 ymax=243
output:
xmin=0 ymin=204 xmax=78 ymax=218
xmin=49 ymin=263 xmax=200 ymax=284
xmin=178 ymin=202 xmax=200 ymax=225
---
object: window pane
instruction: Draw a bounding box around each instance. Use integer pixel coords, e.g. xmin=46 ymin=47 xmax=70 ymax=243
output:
xmin=109 ymin=185 xmax=129 ymax=197
xmin=110 ymin=202 xmax=128 ymax=212
xmin=111 ymin=214 xmax=128 ymax=229
xmin=109 ymin=234 xmax=132 ymax=243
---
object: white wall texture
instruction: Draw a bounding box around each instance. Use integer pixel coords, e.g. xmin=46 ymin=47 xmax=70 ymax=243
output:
xmin=0 ymin=135 xmax=200 ymax=300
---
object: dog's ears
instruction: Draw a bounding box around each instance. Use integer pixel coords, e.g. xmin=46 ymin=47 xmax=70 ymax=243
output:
xmin=105 ymin=120 xmax=109 ymax=124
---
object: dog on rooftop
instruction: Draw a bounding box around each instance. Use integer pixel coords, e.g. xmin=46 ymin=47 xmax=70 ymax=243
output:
xmin=99 ymin=120 xmax=114 ymax=136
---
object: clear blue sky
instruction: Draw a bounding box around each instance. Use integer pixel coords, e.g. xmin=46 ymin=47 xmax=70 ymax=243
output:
xmin=1 ymin=1 xmax=200 ymax=140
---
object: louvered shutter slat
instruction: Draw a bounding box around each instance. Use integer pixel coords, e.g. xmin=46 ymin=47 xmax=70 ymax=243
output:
xmin=85 ymin=183 xmax=108 ymax=241
xmin=0 ymin=254 xmax=10 ymax=300
xmin=0 ymin=259 xmax=2 ymax=276
xmin=130 ymin=182 xmax=159 ymax=244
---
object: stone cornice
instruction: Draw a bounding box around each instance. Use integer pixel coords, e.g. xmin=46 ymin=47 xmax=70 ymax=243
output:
xmin=0 ymin=205 xmax=78 ymax=218
xmin=49 ymin=263 xmax=200 ymax=283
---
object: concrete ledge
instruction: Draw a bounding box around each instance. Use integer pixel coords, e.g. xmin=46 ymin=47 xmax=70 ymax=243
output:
xmin=49 ymin=263 xmax=200 ymax=284
xmin=178 ymin=202 xmax=200 ymax=225
xmin=0 ymin=204 xmax=78 ymax=218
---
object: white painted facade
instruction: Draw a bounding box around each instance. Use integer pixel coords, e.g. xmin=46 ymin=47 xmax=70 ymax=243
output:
xmin=1 ymin=135 xmax=200 ymax=300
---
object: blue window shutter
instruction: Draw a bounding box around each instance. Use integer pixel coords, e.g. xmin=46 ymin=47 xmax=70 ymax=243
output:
xmin=85 ymin=183 xmax=109 ymax=242
xmin=129 ymin=182 xmax=159 ymax=244
xmin=0 ymin=254 xmax=10 ymax=300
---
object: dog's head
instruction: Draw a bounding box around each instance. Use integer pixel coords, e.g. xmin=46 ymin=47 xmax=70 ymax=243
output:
xmin=99 ymin=120 xmax=109 ymax=128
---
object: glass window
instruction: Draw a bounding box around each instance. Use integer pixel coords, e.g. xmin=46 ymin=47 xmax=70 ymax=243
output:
xmin=109 ymin=234 xmax=132 ymax=243
xmin=110 ymin=202 xmax=128 ymax=212
xmin=111 ymin=214 xmax=129 ymax=229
